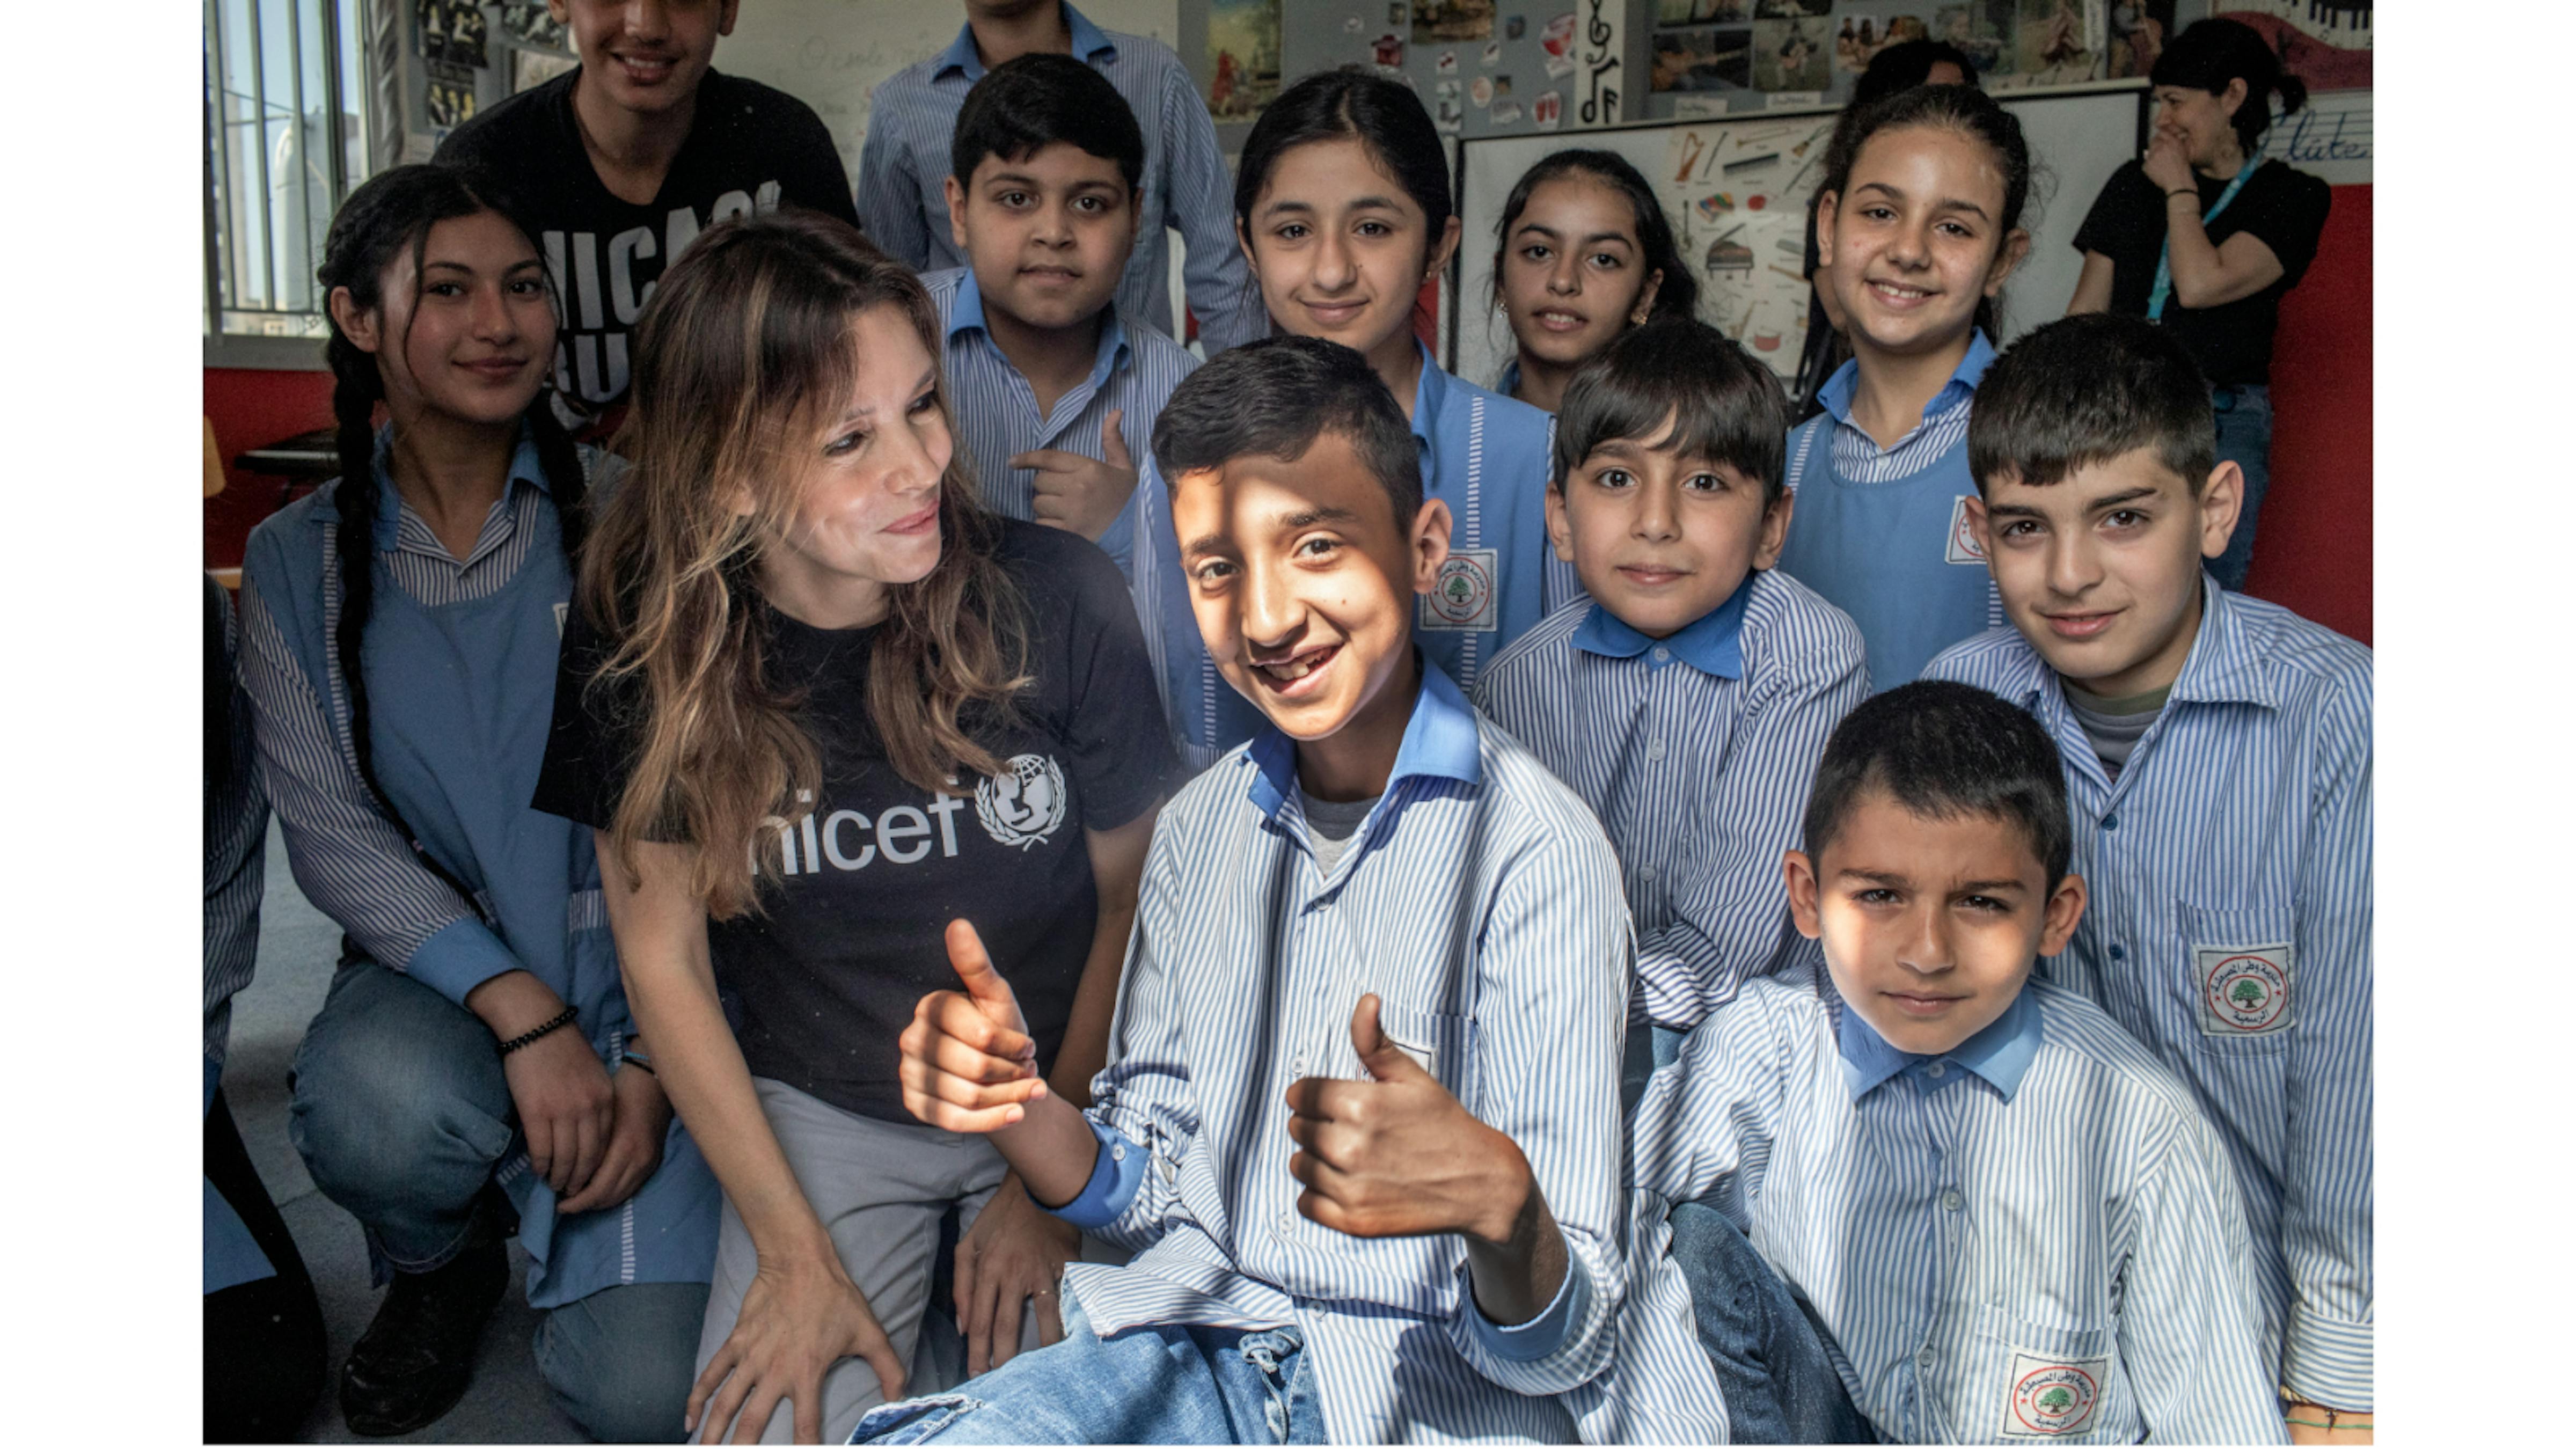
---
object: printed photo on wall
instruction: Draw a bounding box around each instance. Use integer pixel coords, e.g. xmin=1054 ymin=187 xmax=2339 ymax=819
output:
xmin=418 ymin=0 xmax=488 ymax=70
xmin=2105 ymin=2 xmax=2176 ymax=79
xmin=1414 ymin=0 xmax=1496 ymax=43
xmin=2011 ymin=0 xmax=2098 ymax=85
xmin=1836 ymin=15 xmax=1930 ymax=75
xmin=1752 ymin=17 xmax=1829 ymax=90
xmin=1207 ymin=0 xmax=1281 ymax=120
xmin=1653 ymin=26 xmax=1753 ymax=92
xmin=496 ymin=1 xmax=567 ymax=52
xmin=1657 ymin=0 xmax=1751 ymax=20
xmin=1754 ymin=0 xmax=1831 ymax=17
xmin=1933 ymin=2 xmax=2017 ymax=78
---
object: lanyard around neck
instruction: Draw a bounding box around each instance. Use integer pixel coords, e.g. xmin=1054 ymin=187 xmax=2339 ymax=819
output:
xmin=2146 ymin=156 xmax=2260 ymax=322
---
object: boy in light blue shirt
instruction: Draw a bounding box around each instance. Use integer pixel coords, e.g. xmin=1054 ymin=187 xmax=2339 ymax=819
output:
xmin=1479 ymin=319 xmax=1868 ymax=1053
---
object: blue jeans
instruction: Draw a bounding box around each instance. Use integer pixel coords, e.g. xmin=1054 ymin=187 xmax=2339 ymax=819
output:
xmin=850 ymin=1291 xmax=1325 ymax=1445
xmin=290 ymin=962 xmax=708 ymax=1443
xmin=2208 ymin=383 xmax=2272 ymax=592
xmin=1669 ymin=1202 xmax=1876 ymax=1445
xmin=1620 ymin=1019 xmax=1690 ymax=1116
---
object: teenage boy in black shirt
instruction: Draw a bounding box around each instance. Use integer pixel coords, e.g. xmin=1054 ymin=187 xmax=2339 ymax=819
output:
xmin=437 ymin=1 xmax=860 ymax=431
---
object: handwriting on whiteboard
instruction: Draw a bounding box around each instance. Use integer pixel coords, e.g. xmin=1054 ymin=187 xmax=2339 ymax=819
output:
xmin=2271 ymin=89 xmax=2370 ymax=186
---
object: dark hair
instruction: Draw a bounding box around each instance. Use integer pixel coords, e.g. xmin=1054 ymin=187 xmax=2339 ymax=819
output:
xmin=1489 ymin=149 xmax=1697 ymax=325
xmin=1236 ymin=70 xmax=1451 ymax=248
xmin=1554 ymin=318 xmax=1788 ymax=502
xmin=1803 ymin=679 xmax=2072 ymax=888
xmin=1819 ymin=83 xmax=2033 ymax=341
xmin=316 ymin=163 xmax=586 ymax=897
xmin=1966 ymin=313 xmax=2214 ymax=497
xmin=1852 ymin=39 xmax=1981 ymax=109
xmin=1151 ymin=335 xmax=1423 ymax=525
xmin=2151 ymin=17 xmax=2306 ymax=153
xmin=950 ymin=51 xmax=1145 ymax=193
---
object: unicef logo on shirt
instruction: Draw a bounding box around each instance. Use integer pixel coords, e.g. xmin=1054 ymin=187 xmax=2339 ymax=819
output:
xmin=976 ymin=754 xmax=1067 ymax=850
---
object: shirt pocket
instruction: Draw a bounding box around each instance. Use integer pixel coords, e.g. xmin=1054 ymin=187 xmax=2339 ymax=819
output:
xmin=2175 ymin=900 xmax=2296 ymax=1059
xmin=1372 ymin=998 xmax=1479 ymax=1109
xmin=1972 ymin=1308 xmax=2131 ymax=1443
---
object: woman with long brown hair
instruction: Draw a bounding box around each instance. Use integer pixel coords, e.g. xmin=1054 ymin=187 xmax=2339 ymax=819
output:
xmin=533 ymin=211 xmax=1173 ymax=1444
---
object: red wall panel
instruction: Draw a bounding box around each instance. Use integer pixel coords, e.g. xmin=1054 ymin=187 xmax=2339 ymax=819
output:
xmin=203 ymin=365 xmax=337 ymax=571
xmin=2242 ymin=184 xmax=2370 ymax=647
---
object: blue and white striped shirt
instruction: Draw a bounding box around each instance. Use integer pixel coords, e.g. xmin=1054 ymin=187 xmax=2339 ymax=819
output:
xmin=1576 ymin=966 xmax=2286 ymax=1445
xmin=855 ymin=4 xmax=1268 ymax=356
xmin=204 ymin=574 xmax=268 ymax=1069
xmin=1044 ymin=663 xmax=1634 ymax=1441
xmin=1475 ymin=570 xmax=1869 ymax=1030
xmin=1815 ymin=330 xmax=1991 ymax=485
xmin=1924 ymin=580 xmax=2374 ymax=1411
xmin=924 ymin=265 xmax=1197 ymax=582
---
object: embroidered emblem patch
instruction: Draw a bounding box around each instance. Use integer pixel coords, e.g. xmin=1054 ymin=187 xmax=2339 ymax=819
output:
xmin=1945 ymin=494 xmax=1987 ymax=565
xmin=1421 ymin=549 xmax=1499 ymax=631
xmin=975 ymin=753 xmax=1067 ymax=850
xmin=2002 ymin=1352 xmax=2105 ymax=1438
xmin=2196 ymin=942 xmax=2294 ymax=1035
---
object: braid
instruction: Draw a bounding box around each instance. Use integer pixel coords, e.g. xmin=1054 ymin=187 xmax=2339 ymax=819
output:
xmin=528 ymin=396 xmax=589 ymax=566
xmin=326 ymin=335 xmax=394 ymax=815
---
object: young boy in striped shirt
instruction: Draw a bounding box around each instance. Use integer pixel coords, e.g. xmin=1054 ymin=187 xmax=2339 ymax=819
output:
xmin=1924 ymin=314 xmax=2374 ymax=1438
xmin=923 ymin=53 xmax=1198 ymax=583
xmin=861 ymin=336 xmax=1633 ymax=1443
xmin=1583 ymin=680 xmax=2284 ymax=1445
xmin=1478 ymin=319 xmax=1868 ymax=1078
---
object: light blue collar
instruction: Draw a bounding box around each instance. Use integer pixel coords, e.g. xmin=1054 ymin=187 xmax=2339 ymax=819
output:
xmin=1816 ymin=328 xmax=1997 ymax=428
xmin=936 ymin=3 xmax=1115 ymax=81
xmin=1245 ymin=654 xmax=1483 ymax=821
xmin=946 ymin=268 xmax=1130 ymax=391
xmin=1571 ymin=571 xmax=1755 ymax=677
xmin=1839 ymin=985 xmax=2040 ymax=1103
xmin=368 ymin=422 xmax=549 ymax=553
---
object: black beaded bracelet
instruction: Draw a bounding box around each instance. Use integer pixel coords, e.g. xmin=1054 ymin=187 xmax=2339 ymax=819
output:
xmin=497 ymin=1005 xmax=580 ymax=1056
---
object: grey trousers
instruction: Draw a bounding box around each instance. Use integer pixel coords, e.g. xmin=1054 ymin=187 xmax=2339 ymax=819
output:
xmin=693 ymin=1078 xmax=1038 ymax=1445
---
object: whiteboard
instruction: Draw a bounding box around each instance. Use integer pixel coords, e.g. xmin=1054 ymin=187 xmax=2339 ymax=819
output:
xmin=1451 ymin=84 xmax=2146 ymax=391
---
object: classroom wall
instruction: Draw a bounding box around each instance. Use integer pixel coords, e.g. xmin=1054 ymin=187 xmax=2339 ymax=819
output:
xmin=2240 ymin=182 xmax=2369 ymax=646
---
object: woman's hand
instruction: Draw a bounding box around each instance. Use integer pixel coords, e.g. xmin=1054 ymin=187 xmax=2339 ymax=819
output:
xmin=686 ymin=1254 xmax=908 ymax=1445
xmin=2143 ymin=131 xmax=2197 ymax=196
xmin=557 ymin=1062 xmax=671 ymax=1214
xmin=953 ymin=1174 xmax=1077 ymax=1374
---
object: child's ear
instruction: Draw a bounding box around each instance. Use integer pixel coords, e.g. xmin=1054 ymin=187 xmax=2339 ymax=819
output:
xmin=1425 ymin=214 xmax=1463 ymax=284
xmin=716 ymin=1 xmax=742 ymax=37
xmin=1754 ymin=487 xmax=1796 ymax=570
xmin=2039 ymin=872 xmax=2087 ymax=957
xmin=1236 ymin=215 xmax=1259 ymax=273
xmin=1632 ymin=268 xmax=1664 ymax=325
xmin=1543 ymin=481 xmax=1574 ymax=564
xmin=328 ymin=286 xmax=380 ymax=355
xmin=943 ymin=175 xmax=971 ymax=254
xmin=1813 ymin=191 xmax=1840 ymax=269
xmin=1783 ymin=850 xmax=1824 ymax=941
xmin=1986 ymin=227 xmax=2033 ymax=296
xmin=1964 ymin=491 xmax=1992 ymax=557
xmin=2196 ymin=461 xmax=2245 ymax=562
xmin=1409 ymin=496 xmax=1454 ymax=595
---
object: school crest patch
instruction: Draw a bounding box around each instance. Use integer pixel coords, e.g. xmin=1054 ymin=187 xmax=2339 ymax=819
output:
xmin=2196 ymin=941 xmax=2294 ymax=1036
xmin=975 ymin=753 xmax=1066 ymax=850
xmin=2001 ymin=1352 xmax=2106 ymax=1438
xmin=1421 ymin=548 xmax=1499 ymax=631
xmin=1945 ymin=494 xmax=1987 ymax=565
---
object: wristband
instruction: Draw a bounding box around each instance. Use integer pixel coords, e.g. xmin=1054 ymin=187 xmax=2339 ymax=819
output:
xmin=497 ymin=1005 xmax=580 ymax=1056
xmin=2164 ymin=188 xmax=2198 ymax=201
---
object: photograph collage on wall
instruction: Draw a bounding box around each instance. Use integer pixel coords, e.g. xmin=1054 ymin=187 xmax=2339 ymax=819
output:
xmin=1650 ymin=1 xmax=2124 ymax=112
xmin=1287 ymin=4 xmax=1614 ymax=141
xmin=1208 ymin=0 xmax=1283 ymax=120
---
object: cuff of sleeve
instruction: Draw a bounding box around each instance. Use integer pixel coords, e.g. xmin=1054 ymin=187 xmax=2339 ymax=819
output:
xmin=2282 ymin=1307 xmax=2373 ymax=1413
xmin=405 ymin=917 xmax=523 ymax=1008
xmin=1043 ymin=1118 xmax=1149 ymax=1232
xmin=1465 ymin=1252 xmax=1590 ymax=1364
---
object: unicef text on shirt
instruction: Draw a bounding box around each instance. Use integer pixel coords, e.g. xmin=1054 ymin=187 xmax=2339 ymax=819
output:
xmin=763 ymin=793 xmax=970 ymax=875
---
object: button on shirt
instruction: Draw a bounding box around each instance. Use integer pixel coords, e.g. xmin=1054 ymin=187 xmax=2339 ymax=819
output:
xmin=1924 ymin=579 xmax=2374 ymax=1411
xmin=1476 ymin=569 xmax=1868 ymax=1030
xmin=925 ymin=266 xmax=1198 ymax=582
xmin=1576 ymin=967 xmax=2284 ymax=1445
xmin=1044 ymin=664 xmax=1634 ymax=1441
xmin=857 ymin=4 xmax=1267 ymax=356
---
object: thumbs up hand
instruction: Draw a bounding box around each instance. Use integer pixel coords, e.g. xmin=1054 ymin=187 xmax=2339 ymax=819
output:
xmin=1013 ymin=409 xmax=1138 ymax=544
xmin=898 ymin=919 xmax=1048 ymax=1133
xmin=1283 ymin=994 xmax=1531 ymax=1246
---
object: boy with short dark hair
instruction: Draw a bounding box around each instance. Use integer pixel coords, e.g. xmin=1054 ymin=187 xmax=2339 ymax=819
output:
xmin=853 ymin=336 xmax=1633 ymax=1444
xmin=1579 ymin=680 xmax=2285 ymax=1445
xmin=925 ymin=53 xmax=1197 ymax=582
xmin=436 ymin=0 xmax=859 ymax=430
xmin=1925 ymin=312 xmax=2374 ymax=1436
xmin=1479 ymin=319 xmax=1868 ymax=1049
xmin=862 ymin=2 xmax=1267 ymax=356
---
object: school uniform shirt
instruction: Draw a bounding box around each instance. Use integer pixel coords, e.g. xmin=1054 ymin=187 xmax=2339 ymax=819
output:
xmin=1576 ymin=965 xmax=2286 ymax=1445
xmin=1475 ymin=569 xmax=1868 ymax=1031
xmin=533 ymin=518 xmax=1174 ymax=1125
xmin=1924 ymin=580 xmax=2374 ymax=1412
xmin=924 ymin=266 xmax=1198 ymax=583
xmin=857 ymin=3 xmax=1267 ymax=357
xmin=237 ymin=428 xmax=719 ymax=1309
xmin=1774 ymin=330 xmax=2003 ymax=694
xmin=1131 ymin=342 xmax=1573 ymax=770
xmin=1042 ymin=662 xmax=1634 ymax=1442
xmin=434 ymin=68 xmax=859 ymax=425
xmin=2073 ymin=159 xmax=2331 ymax=387
xmin=204 ymin=574 xmax=267 ymax=1071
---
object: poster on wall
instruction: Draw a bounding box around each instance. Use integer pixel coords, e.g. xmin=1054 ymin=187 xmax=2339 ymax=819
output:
xmin=1835 ymin=16 xmax=1931 ymax=76
xmin=1752 ymin=16 xmax=1830 ymax=91
xmin=1576 ymin=0 xmax=1626 ymax=124
xmin=1657 ymin=113 xmax=1839 ymax=380
xmin=1208 ymin=0 xmax=1283 ymax=120
xmin=2103 ymin=2 xmax=2174 ymax=79
xmin=2218 ymin=0 xmax=2371 ymax=91
xmin=497 ymin=2 xmax=568 ymax=53
xmin=418 ymin=0 xmax=489 ymax=70
xmin=1414 ymin=2 xmax=1495 ymax=43
xmin=1653 ymin=26 xmax=1752 ymax=92
xmin=1999 ymin=0 xmax=2100 ymax=89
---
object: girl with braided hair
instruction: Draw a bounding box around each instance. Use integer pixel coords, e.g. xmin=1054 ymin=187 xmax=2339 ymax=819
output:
xmin=236 ymin=163 xmax=718 ymax=1441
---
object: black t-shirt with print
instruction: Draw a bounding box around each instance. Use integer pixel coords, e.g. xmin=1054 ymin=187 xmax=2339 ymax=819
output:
xmin=435 ymin=68 xmax=861 ymax=426
xmin=2072 ymin=158 xmax=2331 ymax=386
xmin=534 ymin=521 xmax=1176 ymax=1122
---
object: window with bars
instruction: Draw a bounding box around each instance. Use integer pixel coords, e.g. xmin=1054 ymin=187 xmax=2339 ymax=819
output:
xmin=206 ymin=0 xmax=374 ymax=338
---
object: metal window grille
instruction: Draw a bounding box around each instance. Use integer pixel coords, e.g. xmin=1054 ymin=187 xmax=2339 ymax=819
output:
xmin=206 ymin=0 xmax=372 ymax=338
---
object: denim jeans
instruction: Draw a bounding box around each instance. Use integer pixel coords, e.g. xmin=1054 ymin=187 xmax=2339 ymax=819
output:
xmin=535 ymin=1280 xmax=714 ymax=1444
xmin=1620 ymin=1018 xmax=1690 ymax=1116
xmin=2208 ymin=383 xmax=2272 ymax=592
xmin=850 ymin=1290 xmax=1326 ymax=1446
xmin=1669 ymin=1201 xmax=1876 ymax=1445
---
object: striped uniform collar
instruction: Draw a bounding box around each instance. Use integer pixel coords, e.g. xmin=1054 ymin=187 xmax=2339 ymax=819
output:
xmin=1243 ymin=654 xmax=1484 ymax=821
xmin=367 ymin=422 xmax=550 ymax=553
xmin=935 ymin=3 xmax=1116 ymax=82
xmin=1838 ymin=983 xmax=2041 ymax=1103
xmin=1570 ymin=571 xmax=1756 ymax=678
xmin=1998 ymin=575 xmax=2280 ymax=716
xmin=1815 ymin=327 xmax=1997 ymax=435
xmin=945 ymin=267 xmax=1132 ymax=394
